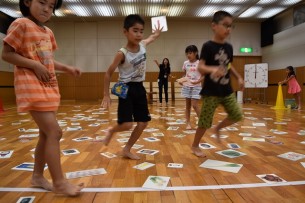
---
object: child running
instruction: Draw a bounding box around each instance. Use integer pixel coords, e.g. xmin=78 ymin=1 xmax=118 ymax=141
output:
xmin=192 ymin=11 xmax=244 ymax=157
xmin=99 ymin=14 xmax=163 ymax=160
xmin=2 ymin=0 xmax=84 ymax=196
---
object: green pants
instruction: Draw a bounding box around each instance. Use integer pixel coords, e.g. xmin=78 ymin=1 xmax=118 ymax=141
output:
xmin=198 ymin=93 xmax=243 ymax=129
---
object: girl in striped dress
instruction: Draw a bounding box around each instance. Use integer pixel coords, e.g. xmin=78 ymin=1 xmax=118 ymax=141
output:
xmin=2 ymin=0 xmax=84 ymax=196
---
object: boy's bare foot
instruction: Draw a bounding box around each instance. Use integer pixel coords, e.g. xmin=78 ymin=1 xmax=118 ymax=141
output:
xmin=92 ymin=128 xmax=113 ymax=145
xmin=53 ymin=181 xmax=84 ymax=196
xmin=119 ymin=150 xmax=140 ymax=160
xmin=186 ymin=124 xmax=192 ymax=130
xmin=213 ymin=128 xmax=221 ymax=143
xmin=31 ymin=175 xmax=53 ymax=191
xmin=191 ymin=147 xmax=206 ymax=158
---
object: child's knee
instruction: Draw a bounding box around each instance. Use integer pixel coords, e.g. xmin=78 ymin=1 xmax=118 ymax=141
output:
xmin=137 ymin=122 xmax=148 ymax=129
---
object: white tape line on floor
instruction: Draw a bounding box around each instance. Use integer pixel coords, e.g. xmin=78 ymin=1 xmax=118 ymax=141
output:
xmin=1 ymin=180 xmax=305 ymax=192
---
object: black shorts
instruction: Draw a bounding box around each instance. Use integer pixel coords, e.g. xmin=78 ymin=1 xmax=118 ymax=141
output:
xmin=117 ymin=82 xmax=151 ymax=124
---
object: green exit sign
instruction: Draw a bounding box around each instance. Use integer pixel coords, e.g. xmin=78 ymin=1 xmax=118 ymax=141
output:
xmin=240 ymin=47 xmax=253 ymax=53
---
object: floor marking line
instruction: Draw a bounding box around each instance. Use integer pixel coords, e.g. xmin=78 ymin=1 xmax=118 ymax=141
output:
xmin=1 ymin=181 xmax=305 ymax=192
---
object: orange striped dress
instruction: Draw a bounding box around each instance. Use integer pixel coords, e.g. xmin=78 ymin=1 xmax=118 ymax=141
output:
xmin=3 ymin=18 xmax=60 ymax=112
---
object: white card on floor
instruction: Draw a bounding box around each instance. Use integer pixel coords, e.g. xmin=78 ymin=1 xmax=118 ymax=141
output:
xmin=142 ymin=175 xmax=170 ymax=190
xmin=256 ymin=174 xmax=287 ymax=184
xmin=278 ymin=152 xmax=305 ymax=161
xmin=16 ymin=196 xmax=35 ymax=203
xmin=72 ymin=136 xmax=93 ymax=142
xmin=133 ymin=162 xmax=155 ymax=170
xmin=216 ymin=149 xmax=246 ymax=158
xmin=200 ymin=159 xmax=243 ymax=173
xmin=62 ymin=149 xmax=80 ymax=155
xmin=227 ymin=143 xmax=241 ymax=149
xmin=101 ymin=152 xmax=117 ymax=158
xmin=0 ymin=150 xmax=14 ymax=158
xmin=143 ymin=137 xmax=160 ymax=142
xmin=199 ymin=143 xmax=216 ymax=149
xmin=66 ymin=168 xmax=106 ymax=179
xmin=167 ymin=163 xmax=183 ymax=168
xmin=12 ymin=162 xmax=47 ymax=171
xmin=137 ymin=149 xmax=159 ymax=155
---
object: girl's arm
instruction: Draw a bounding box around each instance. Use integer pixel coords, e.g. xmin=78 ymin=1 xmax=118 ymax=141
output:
xmin=101 ymin=51 xmax=125 ymax=108
xmin=142 ymin=21 xmax=163 ymax=46
xmin=1 ymin=42 xmax=50 ymax=82
xmin=279 ymin=75 xmax=295 ymax=84
xmin=54 ymin=61 xmax=81 ymax=77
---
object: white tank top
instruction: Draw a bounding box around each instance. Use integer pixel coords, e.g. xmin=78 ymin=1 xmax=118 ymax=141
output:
xmin=118 ymin=42 xmax=146 ymax=83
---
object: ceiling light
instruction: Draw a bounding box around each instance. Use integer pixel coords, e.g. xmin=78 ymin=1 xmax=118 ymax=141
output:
xmin=239 ymin=7 xmax=263 ymax=18
xmin=258 ymin=7 xmax=285 ymax=18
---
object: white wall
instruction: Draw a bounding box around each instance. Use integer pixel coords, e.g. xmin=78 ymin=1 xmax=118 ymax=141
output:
xmin=0 ymin=32 xmax=13 ymax=72
xmin=262 ymin=22 xmax=305 ymax=70
xmin=1 ymin=19 xmax=261 ymax=72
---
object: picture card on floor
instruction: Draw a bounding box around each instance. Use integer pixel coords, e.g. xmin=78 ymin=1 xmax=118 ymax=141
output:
xmin=216 ymin=149 xmax=246 ymax=158
xmin=200 ymin=159 xmax=243 ymax=173
xmin=243 ymin=137 xmax=265 ymax=142
xmin=239 ymin=132 xmax=252 ymax=137
xmin=137 ymin=149 xmax=159 ymax=155
xmin=66 ymin=126 xmax=82 ymax=131
xmin=72 ymin=136 xmax=93 ymax=142
xmin=151 ymin=16 xmax=168 ymax=32
xmin=278 ymin=152 xmax=305 ymax=161
xmin=101 ymin=152 xmax=117 ymax=158
xmin=167 ymin=163 xmax=183 ymax=168
xmin=152 ymin=132 xmax=164 ymax=137
xmin=211 ymin=134 xmax=228 ymax=139
xmin=66 ymin=168 xmax=106 ymax=179
xmin=199 ymin=143 xmax=216 ymax=149
xmin=142 ymin=176 xmax=170 ymax=190
xmin=227 ymin=143 xmax=241 ymax=149
xmin=62 ymin=149 xmax=80 ymax=155
xmin=12 ymin=162 xmax=47 ymax=171
xmin=256 ymin=174 xmax=287 ymax=184
xmin=122 ymin=144 xmax=144 ymax=149
xmin=167 ymin=126 xmax=179 ymax=131
xmin=16 ymin=196 xmax=35 ymax=203
xmin=133 ymin=162 xmax=155 ymax=170
xmin=143 ymin=137 xmax=160 ymax=142
xmin=0 ymin=150 xmax=13 ymax=158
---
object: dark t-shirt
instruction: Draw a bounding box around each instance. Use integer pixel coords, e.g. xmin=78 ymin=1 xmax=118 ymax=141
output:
xmin=158 ymin=65 xmax=171 ymax=80
xmin=199 ymin=40 xmax=233 ymax=97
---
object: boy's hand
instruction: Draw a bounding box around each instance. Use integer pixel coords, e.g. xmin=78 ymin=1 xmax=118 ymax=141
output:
xmin=152 ymin=20 xmax=163 ymax=35
xmin=67 ymin=66 xmax=81 ymax=77
xmin=102 ymin=96 xmax=111 ymax=109
xmin=238 ymin=78 xmax=244 ymax=91
xmin=211 ymin=66 xmax=225 ymax=78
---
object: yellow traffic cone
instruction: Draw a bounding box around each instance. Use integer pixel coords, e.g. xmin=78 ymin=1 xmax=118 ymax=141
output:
xmin=271 ymin=84 xmax=286 ymax=110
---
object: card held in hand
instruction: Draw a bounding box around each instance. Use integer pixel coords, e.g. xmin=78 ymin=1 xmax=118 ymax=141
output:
xmin=111 ymin=82 xmax=129 ymax=99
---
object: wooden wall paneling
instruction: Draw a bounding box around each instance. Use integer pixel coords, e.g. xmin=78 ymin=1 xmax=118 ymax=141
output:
xmin=296 ymin=66 xmax=305 ymax=103
xmin=0 ymin=71 xmax=15 ymax=103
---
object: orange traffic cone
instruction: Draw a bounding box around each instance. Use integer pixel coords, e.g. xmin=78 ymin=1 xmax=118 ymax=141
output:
xmin=0 ymin=98 xmax=4 ymax=112
xmin=271 ymin=84 xmax=286 ymax=110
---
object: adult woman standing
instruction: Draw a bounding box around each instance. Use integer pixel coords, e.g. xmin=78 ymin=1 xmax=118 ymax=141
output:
xmin=154 ymin=58 xmax=171 ymax=105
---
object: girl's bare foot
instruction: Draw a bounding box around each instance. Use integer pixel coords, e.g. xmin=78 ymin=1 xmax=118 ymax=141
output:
xmin=31 ymin=175 xmax=53 ymax=191
xmin=191 ymin=147 xmax=206 ymax=158
xmin=119 ymin=149 xmax=140 ymax=160
xmin=53 ymin=181 xmax=84 ymax=196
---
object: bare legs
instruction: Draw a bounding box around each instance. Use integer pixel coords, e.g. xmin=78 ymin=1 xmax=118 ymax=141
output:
xmin=30 ymin=111 xmax=84 ymax=196
xmin=191 ymin=127 xmax=207 ymax=157
xmin=294 ymin=93 xmax=301 ymax=110
xmin=121 ymin=122 xmax=148 ymax=160
xmin=185 ymin=98 xmax=201 ymax=129
xmin=98 ymin=122 xmax=148 ymax=160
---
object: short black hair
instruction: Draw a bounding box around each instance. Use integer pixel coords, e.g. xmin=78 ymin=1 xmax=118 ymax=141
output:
xmin=286 ymin=66 xmax=296 ymax=78
xmin=19 ymin=0 xmax=62 ymax=17
xmin=212 ymin=10 xmax=232 ymax=23
xmin=185 ymin=45 xmax=199 ymax=60
xmin=123 ymin=14 xmax=145 ymax=30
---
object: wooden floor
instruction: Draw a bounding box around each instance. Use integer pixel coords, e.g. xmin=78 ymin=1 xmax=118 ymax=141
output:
xmin=0 ymin=100 xmax=305 ymax=203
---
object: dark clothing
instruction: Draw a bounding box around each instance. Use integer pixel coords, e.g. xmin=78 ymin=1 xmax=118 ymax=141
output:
xmin=158 ymin=79 xmax=168 ymax=103
xmin=117 ymin=82 xmax=151 ymax=124
xmin=158 ymin=65 xmax=170 ymax=103
xmin=199 ymin=40 xmax=233 ymax=97
xmin=158 ymin=64 xmax=171 ymax=80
